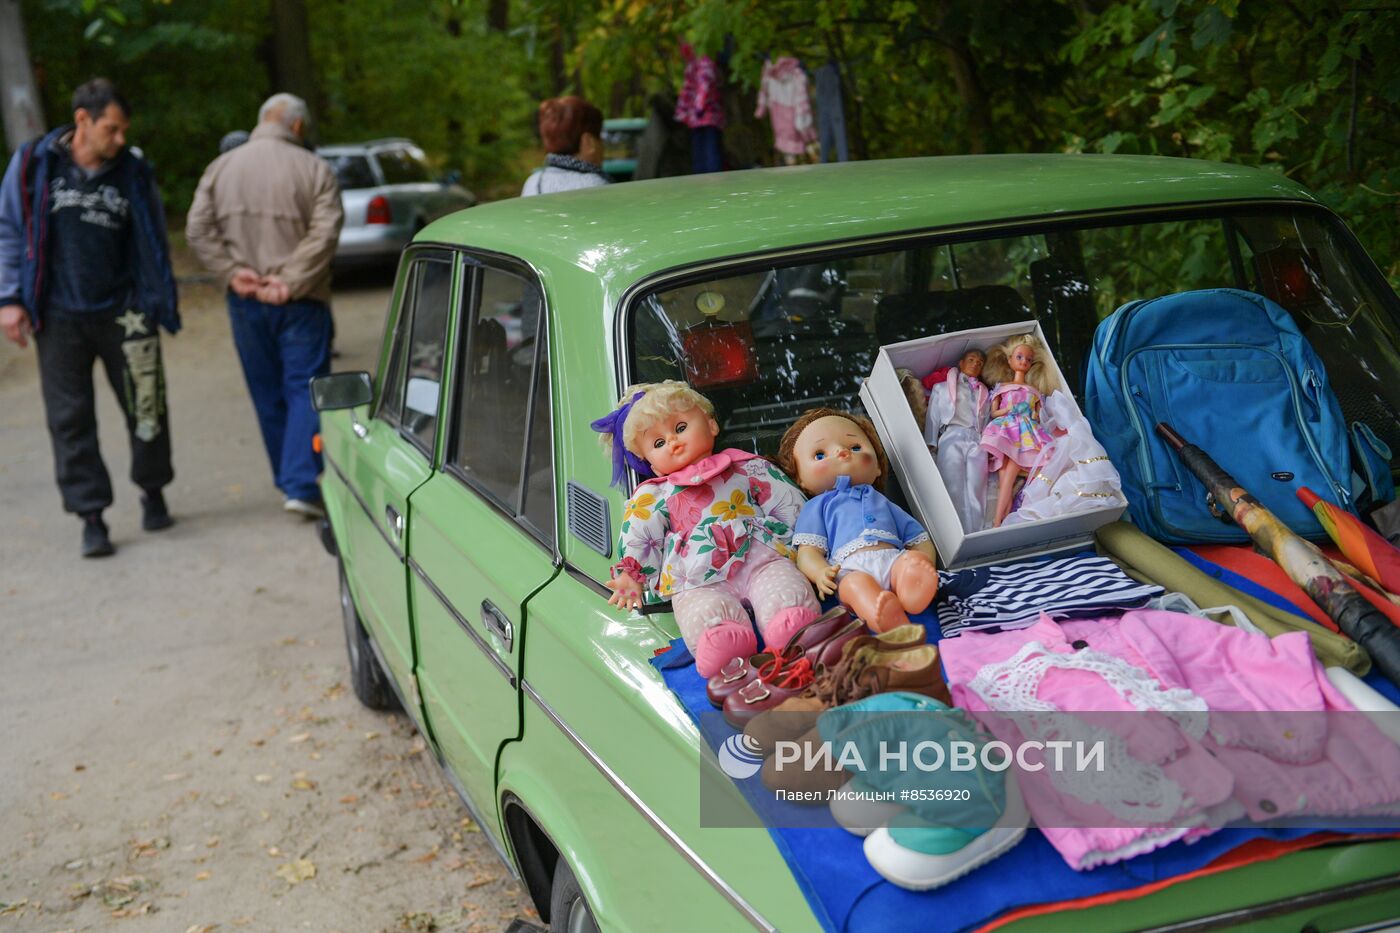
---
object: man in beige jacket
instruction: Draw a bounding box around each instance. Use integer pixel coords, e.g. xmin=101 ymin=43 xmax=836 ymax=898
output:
xmin=186 ymin=93 xmax=343 ymax=518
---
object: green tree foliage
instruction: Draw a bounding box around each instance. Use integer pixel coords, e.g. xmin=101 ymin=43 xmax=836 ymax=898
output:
xmin=11 ymin=0 xmax=1400 ymax=290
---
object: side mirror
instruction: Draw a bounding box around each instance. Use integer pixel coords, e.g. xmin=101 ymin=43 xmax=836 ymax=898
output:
xmin=439 ymin=169 xmax=462 ymax=187
xmin=310 ymin=371 xmax=373 ymax=411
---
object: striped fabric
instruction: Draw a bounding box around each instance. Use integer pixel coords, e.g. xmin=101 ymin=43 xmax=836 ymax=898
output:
xmin=935 ymin=553 xmax=1163 ymax=637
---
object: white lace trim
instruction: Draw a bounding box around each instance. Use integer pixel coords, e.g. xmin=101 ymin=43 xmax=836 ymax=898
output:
xmin=966 ymin=640 xmax=1209 ymax=824
xmin=831 ymin=528 xmax=903 ymax=564
xmin=791 ymin=533 xmax=828 ymax=551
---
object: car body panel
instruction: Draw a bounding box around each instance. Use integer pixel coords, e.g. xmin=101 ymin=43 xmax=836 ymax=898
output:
xmin=319 ymin=139 xmax=477 ymax=264
xmin=318 ymin=155 xmax=1399 ymax=932
xmin=409 ymin=470 xmax=553 ymax=838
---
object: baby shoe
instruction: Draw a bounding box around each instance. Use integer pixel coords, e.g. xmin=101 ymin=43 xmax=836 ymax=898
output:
xmin=863 ymin=774 xmax=1028 ymax=891
xmin=830 ymin=775 xmax=910 ymax=837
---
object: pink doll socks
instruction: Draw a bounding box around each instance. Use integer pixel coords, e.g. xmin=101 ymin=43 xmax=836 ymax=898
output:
xmin=695 ymin=621 xmax=759 ymax=678
xmin=762 ymin=606 xmax=821 ymax=654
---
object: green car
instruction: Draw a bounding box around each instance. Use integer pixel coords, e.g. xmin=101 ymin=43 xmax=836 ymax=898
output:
xmin=311 ymin=156 xmax=1400 ymax=933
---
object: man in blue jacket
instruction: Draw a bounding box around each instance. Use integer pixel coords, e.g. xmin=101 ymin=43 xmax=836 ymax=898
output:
xmin=0 ymin=78 xmax=179 ymax=557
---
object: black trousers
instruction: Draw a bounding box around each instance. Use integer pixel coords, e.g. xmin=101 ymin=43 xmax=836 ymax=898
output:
xmin=34 ymin=308 xmax=173 ymax=515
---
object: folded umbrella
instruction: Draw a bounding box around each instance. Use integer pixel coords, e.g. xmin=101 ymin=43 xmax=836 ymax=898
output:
xmin=1157 ymin=422 xmax=1400 ymax=687
xmin=1299 ymin=486 xmax=1400 ymax=597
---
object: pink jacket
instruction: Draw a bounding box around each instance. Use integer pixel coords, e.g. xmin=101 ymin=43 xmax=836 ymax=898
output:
xmin=755 ymin=57 xmax=815 ymax=156
xmin=940 ymin=611 xmax=1400 ymax=870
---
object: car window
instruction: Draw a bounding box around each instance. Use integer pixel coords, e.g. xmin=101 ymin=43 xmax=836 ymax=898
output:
xmin=321 ymin=153 xmax=377 ymax=190
xmin=401 ymin=257 xmax=453 ymax=454
xmin=521 ymin=313 xmax=554 ymax=541
xmin=452 ymin=263 xmax=551 ymax=538
xmin=627 ymin=205 xmax=1400 ymax=478
xmin=375 ymin=268 xmax=412 ymax=425
xmin=377 ymin=148 xmax=431 ymax=185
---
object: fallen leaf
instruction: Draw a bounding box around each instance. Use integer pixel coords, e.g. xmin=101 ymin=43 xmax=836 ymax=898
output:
xmin=338 ymin=794 xmax=359 ymax=805
xmin=467 ymin=875 xmax=499 ymax=888
xmin=413 ymin=849 xmax=438 ymax=864
xmin=64 ymin=858 xmax=87 ymax=870
xmin=287 ymin=733 xmax=311 ymax=744
xmin=163 ymin=772 xmax=188 ymax=782
xmin=75 ymin=764 xmax=86 ymax=771
xmin=194 ymin=871 xmax=212 ymax=881
xmin=186 ymin=925 xmax=219 ymax=933
xmin=290 ymin=778 xmax=316 ymax=791
xmin=0 ymin=899 xmax=27 ymax=914
xmin=363 ymin=731 xmax=380 ymax=741
xmin=275 ymin=859 xmax=316 ymax=885
xmin=266 ymin=846 xmax=281 ymax=857
xmin=50 ymin=791 xmax=69 ymax=800
xmin=253 ymin=774 xmax=272 ymax=784
xmin=111 ymin=902 xmax=153 ymax=917
xmin=206 ymin=836 xmax=221 ymax=849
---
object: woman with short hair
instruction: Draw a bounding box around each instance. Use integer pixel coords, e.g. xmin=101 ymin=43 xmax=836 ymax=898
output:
xmin=521 ymin=96 xmax=610 ymax=196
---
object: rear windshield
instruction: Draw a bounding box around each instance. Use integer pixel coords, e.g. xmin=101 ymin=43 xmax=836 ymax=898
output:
xmin=322 ymin=153 xmax=377 ymax=190
xmin=627 ymin=205 xmax=1400 ymax=482
xmin=377 ymin=148 xmax=432 ymax=184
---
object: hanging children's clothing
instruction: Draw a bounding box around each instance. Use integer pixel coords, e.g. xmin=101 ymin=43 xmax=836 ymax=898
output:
xmin=755 ymin=56 xmax=816 ymax=158
xmin=934 ymin=553 xmax=1162 ymax=637
xmin=814 ymin=61 xmax=849 ymax=162
xmin=940 ymin=610 xmax=1400 ymax=870
xmin=674 ymin=44 xmax=726 ymax=174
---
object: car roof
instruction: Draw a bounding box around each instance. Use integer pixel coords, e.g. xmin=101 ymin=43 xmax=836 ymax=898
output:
xmin=317 ymin=138 xmax=417 ymax=154
xmin=419 ymin=154 xmax=1319 ymax=294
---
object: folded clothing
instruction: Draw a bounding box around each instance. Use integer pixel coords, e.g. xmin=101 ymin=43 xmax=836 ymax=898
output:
xmin=941 ymin=610 xmax=1400 ymax=871
xmin=934 ymin=552 xmax=1162 ymax=637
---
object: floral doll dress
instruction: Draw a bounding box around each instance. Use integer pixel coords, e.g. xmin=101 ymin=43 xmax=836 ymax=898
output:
xmin=980 ymin=383 xmax=1053 ymax=472
xmin=616 ymin=449 xmax=805 ymax=601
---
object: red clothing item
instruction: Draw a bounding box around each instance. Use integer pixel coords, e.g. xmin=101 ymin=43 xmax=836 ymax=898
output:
xmin=674 ymin=51 xmax=725 ymax=130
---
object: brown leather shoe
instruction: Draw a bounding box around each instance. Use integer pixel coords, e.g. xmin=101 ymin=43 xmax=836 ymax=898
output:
xmin=760 ymin=725 xmax=848 ymax=801
xmin=707 ymin=607 xmax=855 ymax=707
xmin=743 ymin=625 xmax=929 ymax=754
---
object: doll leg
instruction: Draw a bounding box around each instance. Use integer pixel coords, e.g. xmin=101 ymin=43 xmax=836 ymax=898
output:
xmin=993 ymin=460 xmax=1022 ymax=528
xmin=672 ymin=582 xmax=758 ymax=678
xmin=838 ymin=571 xmax=908 ymax=634
xmin=890 ymin=550 xmax=939 ymax=615
xmin=745 ymin=551 xmax=821 ymax=650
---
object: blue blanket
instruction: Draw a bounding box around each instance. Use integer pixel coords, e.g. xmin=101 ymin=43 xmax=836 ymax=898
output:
xmin=655 ymin=586 xmax=1395 ymax=932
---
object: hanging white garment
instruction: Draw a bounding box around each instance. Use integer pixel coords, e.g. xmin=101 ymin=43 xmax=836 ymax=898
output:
xmin=1002 ymin=391 xmax=1126 ymax=526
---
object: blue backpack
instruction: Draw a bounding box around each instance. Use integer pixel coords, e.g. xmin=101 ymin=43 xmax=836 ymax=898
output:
xmin=1084 ymin=288 xmax=1352 ymax=544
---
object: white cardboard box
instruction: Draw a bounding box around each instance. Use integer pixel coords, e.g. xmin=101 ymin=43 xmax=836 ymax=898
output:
xmin=858 ymin=320 xmax=1125 ymax=570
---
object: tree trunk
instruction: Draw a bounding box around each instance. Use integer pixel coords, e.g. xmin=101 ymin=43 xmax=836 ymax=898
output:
xmin=270 ymin=0 xmax=319 ymax=140
xmin=0 ymin=0 xmax=46 ymax=150
xmin=943 ymin=37 xmax=994 ymax=154
xmin=487 ymin=0 xmax=508 ymax=32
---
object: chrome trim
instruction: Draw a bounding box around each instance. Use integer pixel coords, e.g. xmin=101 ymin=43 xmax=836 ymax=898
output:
xmin=521 ymin=680 xmax=777 ymax=933
xmin=408 ymin=556 xmax=516 ymax=688
xmin=1130 ymin=871 xmax=1400 ymax=933
xmin=324 ymin=452 xmax=403 ymax=562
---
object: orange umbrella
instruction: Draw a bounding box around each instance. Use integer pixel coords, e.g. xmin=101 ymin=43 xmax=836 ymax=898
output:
xmin=1298 ymin=487 xmax=1400 ymax=597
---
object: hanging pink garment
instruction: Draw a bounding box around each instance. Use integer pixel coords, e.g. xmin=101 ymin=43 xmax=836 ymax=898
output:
xmin=755 ymin=57 xmax=816 ymax=156
xmin=674 ymin=44 xmax=726 ymax=130
xmin=939 ymin=611 xmax=1400 ymax=870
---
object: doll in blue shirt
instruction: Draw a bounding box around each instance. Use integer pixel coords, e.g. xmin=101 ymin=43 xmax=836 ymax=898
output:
xmin=778 ymin=409 xmax=939 ymax=633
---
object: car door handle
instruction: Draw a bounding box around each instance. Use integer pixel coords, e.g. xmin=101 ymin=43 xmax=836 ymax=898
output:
xmin=385 ymin=504 xmax=403 ymax=539
xmin=351 ymin=410 xmax=369 ymax=439
xmin=481 ymin=600 xmax=513 ymax=652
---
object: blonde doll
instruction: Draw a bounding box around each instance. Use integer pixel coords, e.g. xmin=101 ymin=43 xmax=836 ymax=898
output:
xmin=979 ymin=334 xmax=1060 ymax=527
xmin=591 ymin=381 xmax=820 ymax=677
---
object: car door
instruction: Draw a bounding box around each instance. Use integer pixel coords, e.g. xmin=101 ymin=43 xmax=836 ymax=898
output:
xmin=339 ymin=248 xmax=455 ymax=711
xmin=409 ymin=257 xmax=557 ymax=830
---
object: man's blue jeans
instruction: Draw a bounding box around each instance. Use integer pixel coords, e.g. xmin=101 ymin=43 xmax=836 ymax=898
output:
xmin=226 ymin=295 xmax=331 ymax=502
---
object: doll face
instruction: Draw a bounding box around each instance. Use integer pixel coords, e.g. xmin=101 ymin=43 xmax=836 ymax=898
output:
xmin=1009 ymin=344 xmax=1035 ymax=374
xmin=793 ymin=415 xmax=882 ymax=494
xmin=959 ymin=350 xmax=985 ymax=379
xmin=636 ymin=405 xmax=720 ymax=476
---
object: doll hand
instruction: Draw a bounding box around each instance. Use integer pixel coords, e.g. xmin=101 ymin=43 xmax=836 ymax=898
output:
xmin=606 ymin=576 xmax=645 ymax=612
xmin=812 ymin=562 xmax=840 ymax=599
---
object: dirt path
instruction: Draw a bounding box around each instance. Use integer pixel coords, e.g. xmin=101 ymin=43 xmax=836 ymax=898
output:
xmin=0 ymin=269 xmax=537 ymax=932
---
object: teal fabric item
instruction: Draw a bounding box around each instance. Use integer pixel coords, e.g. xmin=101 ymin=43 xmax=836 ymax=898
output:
xmin=1352 ymin=421 xmax=1395 ymax=506
xmin=1085 ymin=288 xmax=1352 ymax=543
xmin=817 ymin=692 xmax=1008 ymax=831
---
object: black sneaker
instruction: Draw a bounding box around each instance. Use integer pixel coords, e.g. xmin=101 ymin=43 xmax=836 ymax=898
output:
xmin=81 ymin=513 xmax=115 ymax=558
xmin=141 ymin=489 xmax=175 ymax=531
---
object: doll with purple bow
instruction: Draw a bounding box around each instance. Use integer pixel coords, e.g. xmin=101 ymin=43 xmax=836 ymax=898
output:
xmin=591 ymin=381 xmax=821 ymax=677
